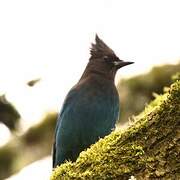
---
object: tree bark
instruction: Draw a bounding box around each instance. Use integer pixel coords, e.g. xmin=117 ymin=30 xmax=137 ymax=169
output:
xmin=51 ymin=79 xmax=180 ymax=180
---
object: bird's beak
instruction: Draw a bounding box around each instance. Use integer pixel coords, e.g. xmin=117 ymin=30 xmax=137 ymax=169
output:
xmin=114 ymin=60 xmax=134 ymax=68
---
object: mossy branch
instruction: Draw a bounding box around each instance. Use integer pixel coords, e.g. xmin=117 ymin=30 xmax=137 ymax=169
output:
xmin=51 ymin=78 xmax=180 ymax=180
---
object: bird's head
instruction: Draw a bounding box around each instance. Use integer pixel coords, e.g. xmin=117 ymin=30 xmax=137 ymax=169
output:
xmin=90 ymin=35 xmax=134 ymax=73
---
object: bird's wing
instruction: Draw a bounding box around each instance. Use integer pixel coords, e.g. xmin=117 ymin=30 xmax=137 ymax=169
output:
xmin=52 ymin=87 xmax=78 ymax=167
xmin=54 ymin=86 xmax=78 ymax=134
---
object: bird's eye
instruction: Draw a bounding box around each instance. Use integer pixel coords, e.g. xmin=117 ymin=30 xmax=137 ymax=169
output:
xmin=103 ymin=56 xmax=110 ymax=61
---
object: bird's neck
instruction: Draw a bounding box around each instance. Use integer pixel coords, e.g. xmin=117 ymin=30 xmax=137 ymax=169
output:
xmin=80 ymin=61 xmax=116 ymax=81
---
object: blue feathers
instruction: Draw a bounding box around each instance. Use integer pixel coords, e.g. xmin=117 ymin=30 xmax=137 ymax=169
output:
xmin=53 ymin=35 xmax=133 ymax=168
xmin=53 ymin=76 xmax=119 ymax=167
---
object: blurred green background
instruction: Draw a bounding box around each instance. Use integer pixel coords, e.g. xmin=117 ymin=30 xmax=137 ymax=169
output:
xmin=0 ymin=62 xmax=179 ymax=180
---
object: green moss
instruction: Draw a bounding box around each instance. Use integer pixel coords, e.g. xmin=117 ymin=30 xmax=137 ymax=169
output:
xmin=51 ymin=78 xmax=180 ymax=179
xmin=172 ymin=72 xmax=180 ymax=82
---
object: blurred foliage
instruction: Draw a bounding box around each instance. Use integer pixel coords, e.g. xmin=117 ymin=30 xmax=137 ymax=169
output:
xmin=0 ymin=112 xmax=57 ymax=180
xmin=27 ymin=78 xmax=41 ymax=87
xmin=0 ymin=144 xmax=17 ymax=179
xmin=23 ymin=112 xmax=57 ymax=145
xmin=0 ymin=95 xmax=20 ymax=131
xmin=117 ymin=62 xmax=180 ymax=124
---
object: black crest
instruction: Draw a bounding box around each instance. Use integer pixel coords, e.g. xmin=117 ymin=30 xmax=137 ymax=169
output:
xmin=90 ymin=34 xmax=115 ymax=58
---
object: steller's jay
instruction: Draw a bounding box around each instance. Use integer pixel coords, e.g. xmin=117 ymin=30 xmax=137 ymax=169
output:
xmin=53 ymin=35 xmax=134 ymax=168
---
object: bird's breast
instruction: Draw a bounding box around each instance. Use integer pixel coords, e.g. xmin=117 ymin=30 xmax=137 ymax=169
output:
xmin=73 ymin=78 xmax=120 ymax=130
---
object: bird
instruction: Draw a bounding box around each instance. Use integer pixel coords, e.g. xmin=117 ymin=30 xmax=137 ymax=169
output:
xmin=53 ymin=34 xmax=134 ymax=168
